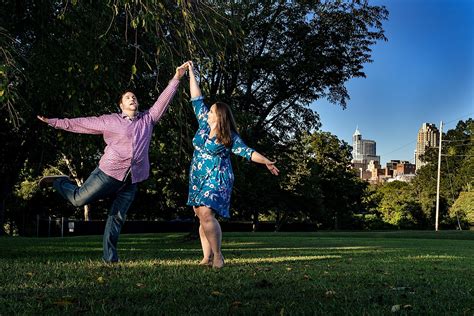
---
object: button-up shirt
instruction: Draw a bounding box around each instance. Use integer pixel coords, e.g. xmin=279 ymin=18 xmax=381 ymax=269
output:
xmin=48 ymin=79 xmax=180 ymax=184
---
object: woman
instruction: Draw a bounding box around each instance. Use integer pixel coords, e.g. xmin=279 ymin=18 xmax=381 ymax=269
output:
xmin=186 ymin=61 xmax=279 ymax=268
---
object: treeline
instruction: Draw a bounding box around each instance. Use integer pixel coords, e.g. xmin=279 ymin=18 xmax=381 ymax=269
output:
xmin=364 ymin=119 xmax=473 ymax=230
xmin=1 ymin=1 xmax=471 ymax=235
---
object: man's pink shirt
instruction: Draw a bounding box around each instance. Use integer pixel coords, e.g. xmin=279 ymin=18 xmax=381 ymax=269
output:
xmin=48 ymin=79 xmax=180 ymax=184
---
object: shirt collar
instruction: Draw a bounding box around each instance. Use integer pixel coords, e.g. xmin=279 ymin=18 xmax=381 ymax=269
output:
xmin=121 ymin=111 xmax=142 ymax=121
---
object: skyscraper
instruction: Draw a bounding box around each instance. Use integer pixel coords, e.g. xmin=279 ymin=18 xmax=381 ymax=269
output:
xmin=352 ymin=127 xmax=380 ymax=168
xmin=415 ymin=123 xmax=439 ymax=170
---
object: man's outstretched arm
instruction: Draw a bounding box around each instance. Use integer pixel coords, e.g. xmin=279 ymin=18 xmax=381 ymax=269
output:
xmin=37 ymin=115 xmax=107 ymax=135
xmin=148 ymin=62 xmax=189 ymax=124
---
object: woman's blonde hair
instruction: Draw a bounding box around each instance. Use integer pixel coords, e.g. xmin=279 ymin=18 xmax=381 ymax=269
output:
xmin=213 ymin=102 xmax=238 ymax=148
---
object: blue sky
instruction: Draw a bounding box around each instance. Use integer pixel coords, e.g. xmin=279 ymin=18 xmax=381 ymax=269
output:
xmin=311 ymin=0 xmax=473 ymax=165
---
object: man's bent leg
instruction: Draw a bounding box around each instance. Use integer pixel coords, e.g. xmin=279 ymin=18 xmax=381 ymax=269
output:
xmin=53 ymin=167 xmax=123 ymax=207
xmin=103 ymin=182 xmax=138 ymax=263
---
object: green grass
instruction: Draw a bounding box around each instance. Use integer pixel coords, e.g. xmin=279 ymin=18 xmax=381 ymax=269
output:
xmin=1 ymin=231 xmax=473 ymax=315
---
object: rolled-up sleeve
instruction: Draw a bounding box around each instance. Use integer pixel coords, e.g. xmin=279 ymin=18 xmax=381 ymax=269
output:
xmin=231 ymin=133 xmax=254 ymax=161
xmin=190 ymin=96 xmax=209 ymax=129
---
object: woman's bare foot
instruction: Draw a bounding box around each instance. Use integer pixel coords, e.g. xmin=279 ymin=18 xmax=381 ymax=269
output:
xmin=212 ymin=254 xmax=224 ymax=269
xmin=198 ymin=254 xmax=213 ymax=266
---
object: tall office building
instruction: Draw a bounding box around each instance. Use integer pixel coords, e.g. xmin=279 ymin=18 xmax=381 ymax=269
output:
xmin=415 ymin=123 xmax=439 ymax=170
xmin=352 ymin=127 xmax=380 ymax=168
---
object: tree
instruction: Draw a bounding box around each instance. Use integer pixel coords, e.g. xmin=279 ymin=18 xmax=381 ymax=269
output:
xmin=449 ymin=191 xmax=474 ymax=228
xmin=1 ymin=0 xmax=389 ymax=233
xmin=198 ymin=1 xmax=388 ymax=134
xmin=374 ymin=181 xmax=425 ymax=228
xmin=0 ymin=26 xmax=28 ymax=235
xmin=267 ymin=131 xmax=367 ymax=229
xmin=307 ymin=131 xmax=367 ymax=229
xmin=0 ymin=0 xmax=231 ymax=230
xmin=194 ymin=1 xmax=388 ymax=225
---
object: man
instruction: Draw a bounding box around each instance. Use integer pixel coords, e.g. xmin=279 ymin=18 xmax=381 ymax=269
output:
xmin=38 ymin=62 xmax=189 ymax=263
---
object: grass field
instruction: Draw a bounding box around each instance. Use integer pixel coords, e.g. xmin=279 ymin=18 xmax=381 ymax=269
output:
xmin=0 ymin=231 xmax=473 ymax=315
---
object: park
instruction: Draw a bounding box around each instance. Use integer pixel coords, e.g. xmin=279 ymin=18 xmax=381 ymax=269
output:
xmin=1 ymin=0 xmax=473 ymax=314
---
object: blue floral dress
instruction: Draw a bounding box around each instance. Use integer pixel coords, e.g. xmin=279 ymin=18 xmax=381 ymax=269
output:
xmin=187 ymin=96 xmax=254 ymax=218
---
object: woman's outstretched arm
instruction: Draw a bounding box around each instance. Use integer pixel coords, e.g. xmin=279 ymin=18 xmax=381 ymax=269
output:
xmin=231 ymin=134 xmax=279 ymax=176
xmin=188 ymin=61 xmax=202 ymax=98
xmin=251 ymin=151 xmax=280 ymax=176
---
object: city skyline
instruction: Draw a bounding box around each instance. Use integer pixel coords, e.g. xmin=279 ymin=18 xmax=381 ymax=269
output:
xmin=310 ymin=0 xmax=473 ymax=165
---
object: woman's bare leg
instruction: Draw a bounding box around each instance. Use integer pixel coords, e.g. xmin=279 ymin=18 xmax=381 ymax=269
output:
xmin=194 ymin=207 xmax=213 ymax=265
xmin=196 ymin=206 xmax=224 ymax=268
xmin=198 ymin=224 xmax=214 ymax=265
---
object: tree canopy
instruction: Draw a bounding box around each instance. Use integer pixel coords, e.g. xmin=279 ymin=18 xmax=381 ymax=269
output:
xmin=1 ymin=0 xmax=389 ymax=235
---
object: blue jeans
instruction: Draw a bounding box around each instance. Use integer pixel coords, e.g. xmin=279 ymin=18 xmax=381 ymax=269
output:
xmin=53 ymin=167 xmax=137 ymax=262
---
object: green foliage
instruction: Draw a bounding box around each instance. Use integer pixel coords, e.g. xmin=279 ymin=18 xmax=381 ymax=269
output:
xmin=372 ymin=181 xmax=424 ymax=228
xmin=411 ymin=119 xmax=473 ymax=227
xmin=357 ymin=119 xmax=473 ymax=230
xmin=449 ymin=191 xmax=474 ymax=226
xmin=269 ymin=131 xmax=367 ymax=229
xmin=194 ymin=1 xmax=388 ymax=141
xmin=307 ymin=132 xmax=367 ymax=228
xmin=0 ymin=27 xmax=25 ymax=128
xmin=13 ymin=180 xmax=38 ymax=201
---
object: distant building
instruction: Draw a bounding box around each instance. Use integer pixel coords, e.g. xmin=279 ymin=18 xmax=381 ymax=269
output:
xmin=386 ymin=160 xmax=400 ymax=176
xmin=352 ymin=127 xmax=380 ymax=167
xmin=367 ymin=160 xmax=385 ymax=184
xmin=396 ymin=161 xmax=416 ymax=176
xmin=386 ymin=160 xmax=416 ymax=177
xmin=415 ymin=123 xmax=439 ymax=170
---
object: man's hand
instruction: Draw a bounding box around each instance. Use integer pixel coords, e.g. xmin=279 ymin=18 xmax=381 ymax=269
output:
xmin=174 ymin=62 xmax=190 ymax=80
xmin=37 ymin=115 xmax=49 ymax=124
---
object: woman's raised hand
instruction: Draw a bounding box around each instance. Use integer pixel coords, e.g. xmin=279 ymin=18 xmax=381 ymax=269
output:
xmin=187 ymin=60 xmax=194 ymax=73
xmin=188 ymin=60 xmax=202 ymax=97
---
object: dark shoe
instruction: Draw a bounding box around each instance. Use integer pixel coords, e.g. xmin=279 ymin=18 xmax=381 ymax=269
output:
xmin=39 ymin=175 xmax=70 ymax=188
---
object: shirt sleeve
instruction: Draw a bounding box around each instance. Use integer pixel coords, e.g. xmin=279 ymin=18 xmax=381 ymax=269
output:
xmin=190 ymin=96 xmax=209 ymax=129
xmin=48 ymin=115 xmax=109 ymax=134
xmin=231 ymin=133 xmax=255 ymax=161
xmin=148 ymin=78 xmax=180 ymax=124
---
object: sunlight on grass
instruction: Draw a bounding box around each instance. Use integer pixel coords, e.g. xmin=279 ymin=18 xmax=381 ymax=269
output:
xmin=159 ymin=246 xmax=379 ymax=253
xmin=112 ymin=259 xmax=199 ymax=267
xmin=110 ymin=255 xmax=343 ymax=267
xmin=227 ymin=255 xmax=343 ymax=264
xmin=402 ymin=255 xmax=464 ymax=261
xmin=223 ymin=246 xmax=380 ymax=251
xmin=222 ymin=241 xmax=264 ymax=246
